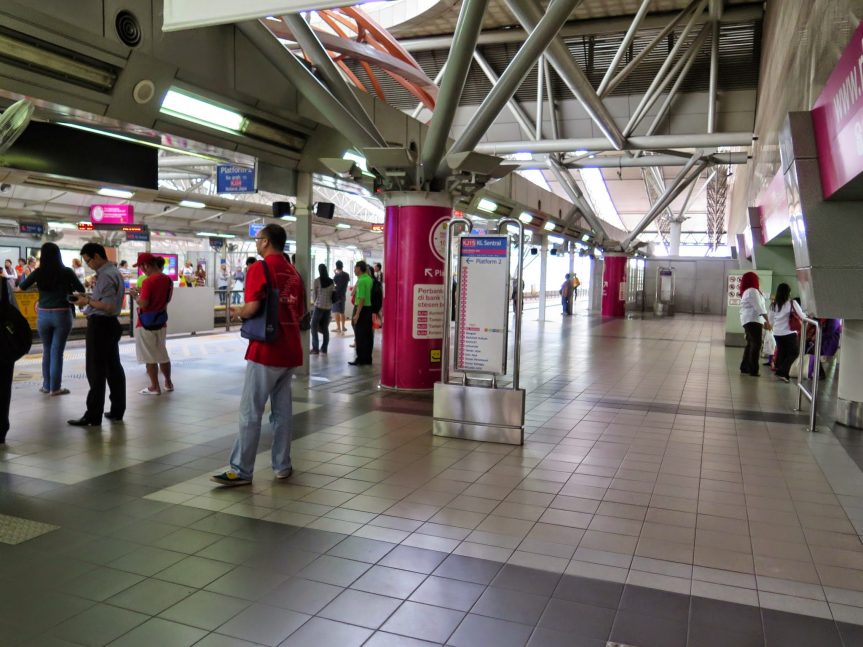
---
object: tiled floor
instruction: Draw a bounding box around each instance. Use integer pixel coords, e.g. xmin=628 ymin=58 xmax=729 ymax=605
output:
xmin=3 ymin=310 xmax=863 ymax=645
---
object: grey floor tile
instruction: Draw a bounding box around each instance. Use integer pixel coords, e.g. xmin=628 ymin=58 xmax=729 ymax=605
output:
xmin=351 ymin=565 xmax=427 ymax=599
xmin=296 ymin=555 xmax=371 ymax=587
xmin=193 ymin=635 xmax=260 ymax=647
xmin=491 ymin=564 xmax=562 ymax=596
xmin=526 ymin=627 xmax=606 ymax=647
xmin=365 ymin=632 xmax=440 ymax=647
xmin=278 ymin=617 xmax=372 ymax=647
xmin=196 ymin=536 xmax=261 ymax=564
xmin=154 ymin=556 xmax=236 ymax=588
xmin=448 ymin=613 xmax=534 ymax=647
xmin=106 ymin=618 xmax=207 ymax=646
xmin=319 ymin=589 xmax=401 ymax=629
xmin=381 ymin=601 xmax=464 ymax=643
xmin=326 ymin=536 xmax=396 ymax=563
xmin=538 ymin=598 xmax=615 ymax=640
xmin=268 ymin=577 xmax=343 ymax=614
xmin=409 ymin=576 xmax=485 ymax=612
xmin=204 ymin=566 xmax=290 ymax=601
xmin=159 ymin=590 xmax=250 ymax=631
xmin=57 ymin=566 xmax=145 ymax=602
xmin=379 ymin=546 xmax=448 ymax=574
xmin=216 ymin=602 xmax=309 ymax=646
xmin=761 ymin=609 xmax=843 ymax=647
xmin=618 ymin=583 xmax=690 ymax=622
xmin=108 ymin=546 xmax=187 ymax=576
xmin=244 ymin=547 xmax=319 ymax=576
xmin=471 ymin=587 xmax=549 ymax=626
xmin=552 ymin=574 xmax=623 ymax=609
xmin=51 ymin=603 xmax=148 ymax=646
xmin=148 ymin=504 xmax=215 ymax=527
xmin=610 ymin=610 xmax=687 ymax=647
xmin=283 ymin=528 xmax=347 ymax=554
xmin=433 ymin=555 xmax=502 ymax=585
xmin=106 ymin=578 xmax=195 ymax=616
xmin=154 ymin=528 xmax=223 ymax=554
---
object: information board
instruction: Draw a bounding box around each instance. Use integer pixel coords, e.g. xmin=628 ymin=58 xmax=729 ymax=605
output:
xmin=455 ymin=235 xmax=510 ymax=375
xmin=248 ymin=223 xmax=265 ymax=238
xmin=217 ymin=165 xmax=256 ymax=194
xmin=412 ymin=284 xmax=445 ymax=340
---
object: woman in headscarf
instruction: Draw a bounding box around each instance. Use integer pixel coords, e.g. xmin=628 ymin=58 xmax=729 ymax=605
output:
xmin=738 ymin=272 xmax=771 ymax=376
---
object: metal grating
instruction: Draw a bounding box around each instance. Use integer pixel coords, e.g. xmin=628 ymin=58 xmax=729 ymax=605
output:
xmin=0 ymin=514 xmax=59 ymax=545
xmin=344 ymin=20 xmax=761 ymax=110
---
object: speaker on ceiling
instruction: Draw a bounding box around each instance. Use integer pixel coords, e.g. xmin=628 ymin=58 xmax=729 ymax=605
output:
xmin=530 ymin=248 xmax=538 ymax=255
xmin=272 ymin=201 xmax=294 ymax=218
xmin=313 ymin=202 xmax=335 ymax=219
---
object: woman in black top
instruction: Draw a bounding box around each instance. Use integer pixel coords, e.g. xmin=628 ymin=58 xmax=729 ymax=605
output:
xmin=18 ymin=242 xmax=84 ymax=395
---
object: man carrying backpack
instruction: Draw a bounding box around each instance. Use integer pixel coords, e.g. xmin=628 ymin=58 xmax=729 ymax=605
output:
xmin=211 ymin=225 xmax=305 ymax=487
xmin=0 ymin=274 xmax=31 ymax=443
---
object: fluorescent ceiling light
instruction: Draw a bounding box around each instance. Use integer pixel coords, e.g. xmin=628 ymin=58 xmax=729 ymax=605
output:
xmin=477 ymin=198 xmax=497 ymax=213
xmin=280 ymin=215 xmax=297 ymax=222
xmin=47 ymin=221 xmax=77 ymax=230
xmin=581 ymin=234 xmax=591 ymax=242
xmin=543 ymin=221 xmax=557 ymax=231
xmin=548 ymin=235 xmax=564 ymax=244
xmin=195 ymin=231 xmax=235 ymax=238
xmin=97 ymin=188 xmax=134 ymax=199
xmin=161 ymin=89 xmax=245 ymax=132
xmin=518 ymin=212 xmax=533 ymax=224
xmin=57 ymin=122 xmax=223 ymax=162
xmin=336 ymin=223 xmax=351 ymax=229
xmin=506 ymin=224 xmax=520 ymax=234
xmin=179 ymin=200 xmax=206 ymax=209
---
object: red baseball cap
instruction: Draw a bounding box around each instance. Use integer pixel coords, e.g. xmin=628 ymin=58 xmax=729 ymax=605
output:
xmin=133 ymin=252 xmax=157 ymax=267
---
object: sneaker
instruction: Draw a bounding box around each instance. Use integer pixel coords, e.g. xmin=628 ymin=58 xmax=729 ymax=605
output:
xmin=275 ymin=468 xmax=293 ymax=480
xmin=778 ymin=376 xmax=790 ymax=383
xmin=210 ymin=471 xmax=252 ymax=487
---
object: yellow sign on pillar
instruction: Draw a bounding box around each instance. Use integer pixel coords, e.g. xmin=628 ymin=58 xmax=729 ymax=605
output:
xmin=15 ymin=292 xmax=39 ymax=330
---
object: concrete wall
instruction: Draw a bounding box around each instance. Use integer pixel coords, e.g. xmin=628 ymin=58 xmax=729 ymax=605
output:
xmin=754 ymin=244 xmax=798 ymax=297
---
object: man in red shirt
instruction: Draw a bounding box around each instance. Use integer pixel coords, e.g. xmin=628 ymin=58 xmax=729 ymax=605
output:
xmin=129 ymin=253 xmax=174 ymax=395
xmin=212 ymin=224 xmax=305 ymax=487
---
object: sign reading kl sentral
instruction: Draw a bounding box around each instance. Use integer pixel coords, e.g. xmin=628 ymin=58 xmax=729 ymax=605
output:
xmin=455 ymin=235 xmax=510 ymax=375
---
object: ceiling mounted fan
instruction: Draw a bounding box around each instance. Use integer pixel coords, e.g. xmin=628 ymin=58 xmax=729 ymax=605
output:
xmin=0 ymin=99 xmax=34 ymax=154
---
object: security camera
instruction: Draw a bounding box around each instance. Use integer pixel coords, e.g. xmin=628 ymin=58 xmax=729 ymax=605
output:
xmin=0 ymin=184 xmax=10 ymax=192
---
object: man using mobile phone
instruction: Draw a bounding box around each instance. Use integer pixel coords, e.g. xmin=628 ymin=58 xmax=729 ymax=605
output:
xmin=67 ymin=243 xmax=126 ymax=426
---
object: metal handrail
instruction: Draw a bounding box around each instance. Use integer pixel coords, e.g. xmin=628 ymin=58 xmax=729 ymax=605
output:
xmin=794 ymin=316 xmax=822 ymax=432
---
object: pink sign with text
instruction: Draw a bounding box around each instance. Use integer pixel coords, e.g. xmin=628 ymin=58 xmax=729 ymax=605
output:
xmin=811 ymin=21 xmax=863 ymax=198
xmin=90 ymin=204 xmax=134 ymax=225
xmin=757 ymin=169 xmax=790 ymax=243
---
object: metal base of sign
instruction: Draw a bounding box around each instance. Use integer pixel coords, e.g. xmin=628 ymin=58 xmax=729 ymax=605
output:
xmin=837 ymin=398 xmax=863 ymax=429
xmin=432 ymin=382 xmax=525 ymax=445
xmin=377 ymin=383 xmax=434 ymax=394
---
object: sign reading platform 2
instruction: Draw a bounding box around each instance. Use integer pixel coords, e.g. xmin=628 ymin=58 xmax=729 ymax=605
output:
xmin=455 ymin=235 xmax=510 ymax=375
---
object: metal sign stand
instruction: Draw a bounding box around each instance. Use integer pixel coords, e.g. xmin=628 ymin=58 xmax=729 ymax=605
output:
xmin=433 ymin=217 xmax=526 ymax=445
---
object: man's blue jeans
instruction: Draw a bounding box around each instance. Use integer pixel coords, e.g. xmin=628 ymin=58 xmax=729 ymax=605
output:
xmin=229 ymin=361 xmax=294 ymax=480
xmin=37 ymin=308 xmax=73 ymax=392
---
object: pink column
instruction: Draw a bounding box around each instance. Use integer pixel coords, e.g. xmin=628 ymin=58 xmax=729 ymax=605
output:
xmin=380 ymin=192 xmax=451 ymax=390
xmin=601 ymin=253 xmax=627 ymax=317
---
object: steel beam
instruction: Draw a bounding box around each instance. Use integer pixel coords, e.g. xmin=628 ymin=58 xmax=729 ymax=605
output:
xmin=237 ymin=21 xmax=381 ymax=149
xmin=422 ymin=0 xmax=490 ymax=181
xmin=471 ymin=51 xmax=536 ymax=140
xmin=544 ymin=57 xmax=560 ymax=141
xmin=535 ymin=58 xmax=544 ymax=141
xmin=281 ymin=14 xmax=385 ymax=146
xmin=505 ymin=0 xmax=625 ymax=150
xmin=708 ymin=19 xmax=720 ymax=132
xmin=399 ymin=4 xmax=763 ymax=51
xmin=597 ymin=0 xmax=652 ymax=96
xmin=475 ymin=132 xmax=754 ymax=155
xmin=560 ymin=151 xmax=747 ymax=168
xmin=624 ymin=1 xmax=709 ymax=136
xmin=547 ymin=159 xmax=609 ymax=242
xmin=622 ymin=154 xmax=708 ymax=249
xmin=601 ymin=0 xmax=700 ymax=98
xmin=412 ymin=62 xmax=447 ymax=118
xmin=442 ymin=0 xmax=582 ymax=174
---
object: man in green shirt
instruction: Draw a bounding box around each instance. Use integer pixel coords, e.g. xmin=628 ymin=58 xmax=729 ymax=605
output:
xmin=349 ymin=260 xmax=373 ymax=366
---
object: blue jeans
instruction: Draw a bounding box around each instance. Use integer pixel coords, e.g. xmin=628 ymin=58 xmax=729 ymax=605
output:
xmin=37 ymin=308 xmax=73 ymax=392
xmin=229 ymin=361 xmax=294 ymax=480
xmin=310 ymin=307 xmax=330 ymax=352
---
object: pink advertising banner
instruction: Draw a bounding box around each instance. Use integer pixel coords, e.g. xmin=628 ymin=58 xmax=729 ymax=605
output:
xmin=757 ymin=169 xmax=790 ymax=243
xmin=90 ymin=204 xmax=134 ymax=225
xmin=811 ymin=20 xmax=863 ymax=198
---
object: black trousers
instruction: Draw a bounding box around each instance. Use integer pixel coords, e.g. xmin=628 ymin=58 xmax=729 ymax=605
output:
xmin=85 ymin=316 xmax=125 ymax=423
xmin=353 ymin=308 xmax=374 ymax=364
xmin=741 ymin=322 xmax=763 ymax=376
xmin=774 ymin=333 xmax=799 ymax=379
xmin=0 ymin=360 xmax=12 ymax=440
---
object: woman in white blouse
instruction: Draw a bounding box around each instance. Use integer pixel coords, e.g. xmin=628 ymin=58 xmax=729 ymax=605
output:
xmin=738 ymin=272 xmax=771 ymax=376
xmin=768 ymin=283 xmax=806 ymax=382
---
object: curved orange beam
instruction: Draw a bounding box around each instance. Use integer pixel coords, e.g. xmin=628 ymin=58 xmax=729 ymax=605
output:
xmin=360 ymin=61 xmax=386 ymax=101
xmin=340 ymin=6 xmax=424 ymax=70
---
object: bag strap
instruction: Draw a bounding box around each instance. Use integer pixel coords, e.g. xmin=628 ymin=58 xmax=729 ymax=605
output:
xmin=259 ymin=258 xmax=272 ymax=289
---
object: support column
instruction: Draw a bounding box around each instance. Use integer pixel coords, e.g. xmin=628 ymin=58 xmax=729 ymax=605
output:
xmin=601 ymin=252 xmax=628 ymax=317
xmin=669 ymin=220 xmax=682 ymax=256
xmin=568 ymin=247 xmax=575 ymax=315
xmin=838 ymin=320 xmax=863 ymax=428
xmin=380 ymin=192 xmax=450 ymax=390
xmin=538 ymin=235 xmax=548 ymax=321
xmin=295 ymin=172 xmax=313 ymax=376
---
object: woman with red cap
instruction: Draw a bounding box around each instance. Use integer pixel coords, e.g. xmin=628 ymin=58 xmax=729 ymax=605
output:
xmin=739 ymin=272 xmax=771 ymax=376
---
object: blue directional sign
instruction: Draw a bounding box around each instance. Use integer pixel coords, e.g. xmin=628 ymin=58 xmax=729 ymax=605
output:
xmin=217 ymin=165 xmax=256 ymax=194
xmin=248 ymin=223 xmax=265 ymax=239
xmin=19 ymin=222 xmax=43 ymax=235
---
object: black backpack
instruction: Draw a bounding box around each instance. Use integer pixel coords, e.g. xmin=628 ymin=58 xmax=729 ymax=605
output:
xmin=371 ymin=279 xmax=383 ymax=314
xmin=0 ymin=280 xmax=31 ymax=362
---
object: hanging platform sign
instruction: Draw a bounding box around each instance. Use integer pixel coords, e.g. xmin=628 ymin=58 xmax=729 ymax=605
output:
xmin=216 ymin=165 xmax=256 ymax=194
xmin=455 ymin=235 xmax=510 ymax=375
